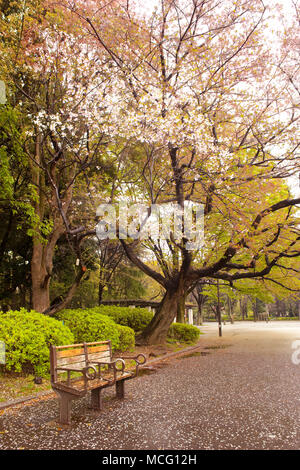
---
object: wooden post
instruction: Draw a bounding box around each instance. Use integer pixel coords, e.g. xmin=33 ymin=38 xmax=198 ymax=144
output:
xmin=265 ymin=304 xmax=270 ymax=322
xmin=90 ymin=388 xmax=103 ymax=410
xmin=56 ymin=390 xmax=77 ymax=425
xmin=188 ymin=308 xmax=193 ymax=325
xmin=116 ymin=380 xmax=125 ymax=399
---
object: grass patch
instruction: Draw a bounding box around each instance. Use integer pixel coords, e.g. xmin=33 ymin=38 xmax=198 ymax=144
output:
xmin=166 ymin=338 xmax=201 ymax=349
xmin=0 ymin=372 xmax=51 ymax=403
xmin=0 ymin=339 xmax=202 ymax=403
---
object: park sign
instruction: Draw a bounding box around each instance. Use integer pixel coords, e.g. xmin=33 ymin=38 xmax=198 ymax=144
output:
xmin=0 ymin=341 xmax=5 ymax=365
xmin=0 ymin=81 xmax=6 ymax=104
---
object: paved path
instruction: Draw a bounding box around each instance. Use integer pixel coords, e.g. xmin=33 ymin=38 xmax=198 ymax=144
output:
xmin=0 ymin=321 xmax=299 ymax=450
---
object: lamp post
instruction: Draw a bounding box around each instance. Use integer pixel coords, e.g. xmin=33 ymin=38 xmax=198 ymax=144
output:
xmin=217 ymin=279 xmax=222 ymax=337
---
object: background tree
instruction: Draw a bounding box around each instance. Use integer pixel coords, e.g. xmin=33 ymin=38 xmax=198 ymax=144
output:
xmin=1 ymin=1 xmax=119 ymax=313
xmin=192 ymin=282 xmax=208 ymax=325
xmin=0 ymin=105 xmax=38 ymax=309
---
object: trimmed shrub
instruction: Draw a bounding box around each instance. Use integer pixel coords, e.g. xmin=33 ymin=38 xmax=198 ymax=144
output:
xmin=55 ymin=309 xmax=121 ymax=350
xmin=272 ymin=316 xmax=299 ymax=320
xmin=0 ymin=309 xmax=74 ymax=376
xmin=168 ymin=323 xmax=200 ymax=343
xmin=115 ymin=324 xmax=135 ymax=352
xmin=91 ymin=306 xmax=153 ymax=332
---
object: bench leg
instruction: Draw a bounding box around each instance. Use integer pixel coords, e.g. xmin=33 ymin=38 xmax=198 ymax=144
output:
xmin=55 ymin=390 xmax=77 ymax=425
xmin=116 ymin=380 xmax=125 ymax=399
xmin=90 ymin=388 xmax=103 ymax=410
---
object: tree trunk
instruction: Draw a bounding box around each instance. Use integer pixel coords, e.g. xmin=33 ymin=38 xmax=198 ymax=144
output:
xmin=227 ymin=296 xmax=234 ymax=324
xmin=192 ymin=286 xmax=206 ymax=325
xmin=176 ymin=293 xmax=186 ymax=323
xmin=253 ymin=298 xmax=258 ymax=322
xmin=31 ymin=216 xmax=65 ymax=313
xmin=31 ymin=242 xmax=51 ymax=312
xmin=31 ymin=217 xmax=65 ymax=313
xmin=137 ymin=285 xmax=184 ymax=345
xmin=31 ymin=236 xmax=64 ymax=313
xmin=30 ymin=132 xmax=50 ymax=313
xmin=30 ymin=130 xmax=75 ymax=314
xmin=240 ymin=297 xmax=248 ymax=320
xmin=243 ymin=296 xmax=248 ymax=320
xmin=45 ymin=268 xmax=86 ymax=316
xmin=275 ymin=298 xmax=280 ymax=317
xmin=195 ymin=293 xmax=205 ymax=325
xmin=98 ymin=282 xmax=104 ymax=304
xmin=196 ymin=302 xmax=203 ymax=325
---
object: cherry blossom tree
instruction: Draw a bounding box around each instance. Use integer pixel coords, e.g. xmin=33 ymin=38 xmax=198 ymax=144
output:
xmin=71 ymin=0 xmax=300 ymax=344
xmin=2 ymin=1 xmax=121 ymax=313
xmin=4 ymin=0 xmax=298 ymax=337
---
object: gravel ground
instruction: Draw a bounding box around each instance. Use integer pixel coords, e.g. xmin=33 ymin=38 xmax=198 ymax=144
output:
xmin=0 ymin=321 xmax=299 ymax=450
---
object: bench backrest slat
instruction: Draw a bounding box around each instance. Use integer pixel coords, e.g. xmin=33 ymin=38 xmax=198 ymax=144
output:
xmin=88 ymin=351 xmax=111 ymax=363
xmin=57 ymin=358 xmax=87 ymax=369
xmin=50 ymin=341 xmax=112 ymax=383
xmin=57 ymin=347 xmax=85 ymax=359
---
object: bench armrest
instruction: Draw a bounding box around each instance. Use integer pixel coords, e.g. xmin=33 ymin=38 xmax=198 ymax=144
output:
xmin=55 ymin=365 xmax=97 ymax=387
xmin=89 ymin=358 xmax=127 ymax=382
xmin=116 ymin=354 xmax=147 ymax=376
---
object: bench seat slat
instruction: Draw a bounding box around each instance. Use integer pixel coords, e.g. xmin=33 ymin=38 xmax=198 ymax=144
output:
xmin=56 ymin=372 xmax=133 ymax=392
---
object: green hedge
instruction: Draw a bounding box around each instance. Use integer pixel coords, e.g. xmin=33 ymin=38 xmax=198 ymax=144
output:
xmin=57 ymin=307 xmax=201 ymax=346
xmin=115 ymin=324 xmax=135 ymax=352
xmin=55 ymin=309 xmax=121 ymax=350
xmin=272 ymin=316 xmax=299 ymax=321
xmin=0 ymin=309 xmax=74 ymax=376
xmin=91 ymin=306 xmax=153 ymax=332
xmin=168 ymin=323 xmax=200 ymax=343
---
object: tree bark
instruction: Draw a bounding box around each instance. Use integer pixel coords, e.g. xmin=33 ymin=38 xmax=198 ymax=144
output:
xmin=30 ymin=132 xmax=54 ymax=313
xmin=240 ymin=297 xmax=248 ymax=320
xmin=31 ymin=229 xmax=64 ymax=312
xmin=192 ymin=285 xmax=206 ymax=325
xmin=253 ymin=298 xmax=258 ymax=322
xmin=176 ymin=293 xmax=186 ymax=323
xmin=196 ymin=302 xmax=203 ymax=325
xmin=137 ymin=284 xmax=184 ymax=345
xmin=45 ymin=267 xmax=86 ymax=316
xmin=31 ymin=244 xmax=51 ymax=312
xmin=227 ymin=296 xmax=234 ymax=324
xmin=98 ymin=282 xmax=104 ymax=304
xmin=30 ymin=130 xmax=76 ymax=313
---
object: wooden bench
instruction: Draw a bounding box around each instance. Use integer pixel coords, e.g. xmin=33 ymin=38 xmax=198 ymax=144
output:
xmin=50 ymin=340 xmax=146 ymax=425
